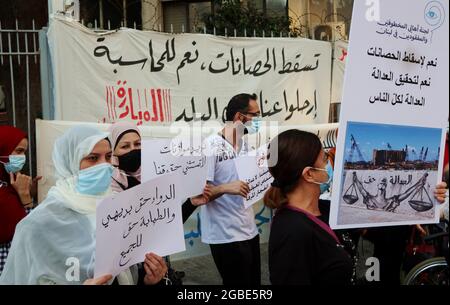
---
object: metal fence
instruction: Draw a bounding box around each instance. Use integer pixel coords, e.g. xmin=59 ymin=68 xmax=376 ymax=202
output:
xmin=77 ymin=14 xmax=349 ymax=41
xmin=0 ymin=20 xmax=42 ymax=177
xmin=0 ymin=12 xmax=345 ymax=178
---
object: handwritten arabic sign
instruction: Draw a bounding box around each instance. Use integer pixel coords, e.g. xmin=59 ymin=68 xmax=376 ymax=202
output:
xmin=35 ymin=120 xmax=338 ymax=261
xmin=330 ymin=0 xmax=449 ymax=230
xmin=234 ymin=147 xmax=273 ymax=209
xmin=141 ymin=138 xmax=208 ymax=198
xmin=48 ymin=17 xmax=332 ymax=126
xmin=94 ymin=173 xmax=185 ymax=277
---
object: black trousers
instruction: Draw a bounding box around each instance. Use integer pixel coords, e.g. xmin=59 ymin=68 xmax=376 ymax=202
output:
xmin=209 ymin=234 xmax=261 ymax=286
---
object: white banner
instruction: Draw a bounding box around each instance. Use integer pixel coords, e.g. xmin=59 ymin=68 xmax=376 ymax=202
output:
xmin=48 ymin=17 xmax=332 ymax=126
xmin=95 ymin=173 xmax=185 ymax=278
xmin=331 ymin=40 xmax=348 ymax=104
xmin=330 ymin=0 xmax=449 ymax=229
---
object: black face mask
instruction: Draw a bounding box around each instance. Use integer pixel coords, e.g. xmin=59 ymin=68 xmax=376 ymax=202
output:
xmin=117 ymin=149 xmax=141 ymax=173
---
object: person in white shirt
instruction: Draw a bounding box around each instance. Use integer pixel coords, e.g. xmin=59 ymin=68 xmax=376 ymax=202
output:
xmin=202 ymin=93 xmax=262 ymax=285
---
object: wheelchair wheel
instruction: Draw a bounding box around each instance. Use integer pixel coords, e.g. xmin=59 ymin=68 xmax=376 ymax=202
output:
xmin=403 ymin=257 xmax=448 ymax=285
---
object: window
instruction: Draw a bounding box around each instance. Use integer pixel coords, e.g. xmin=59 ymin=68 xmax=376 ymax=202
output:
xmin=189 ymin=1 xmax=212 ymax=32
xmin=247 ymin=0 xmax=288 ymax=17
xmin=266 ymin=0 xmax=287 ymax=17
xmin=306 ymin=0 xmax=354 ymax=40
xmin=163 ymin=1 xmax=188 ymax=32
xmin=163 ymin=0 xmax=212 ymax=33
xmin=78 ymin=0 xmax=142 ymax=29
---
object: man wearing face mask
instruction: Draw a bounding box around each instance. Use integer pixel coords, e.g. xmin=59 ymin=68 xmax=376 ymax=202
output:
xmin=0 ymin=126 xmax=41 ymax=276
xmin=201 ymin=93 xmax=261 ymax=286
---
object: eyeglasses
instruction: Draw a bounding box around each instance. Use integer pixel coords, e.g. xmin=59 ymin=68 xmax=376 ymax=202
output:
xmin=323 ymin=151 xmax=330 ymax=162
xmin=243 ymin=111 xmax=261 ymax=118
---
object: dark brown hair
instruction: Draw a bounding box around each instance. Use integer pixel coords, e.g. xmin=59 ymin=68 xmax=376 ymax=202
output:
xmin=225 ymin=93 xmax=258 ymax=121
xmin=264 ymin=129 xmax=322 ymax=209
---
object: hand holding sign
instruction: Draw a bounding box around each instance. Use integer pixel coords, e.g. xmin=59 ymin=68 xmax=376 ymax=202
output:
xmin=143 ymin=253 xmax=168 ymax=285
xmin=95 ymin=172 xmax=185 ymax=278
xmin=83 ymin=274 xmax=113 ymax=285
xmin=190 ymin=184 xmax=214 ymax=206
xmin=234 ymin=146 xmax=273 ymax=209
xmin=222 ymin=180 xmax=250 ymax=198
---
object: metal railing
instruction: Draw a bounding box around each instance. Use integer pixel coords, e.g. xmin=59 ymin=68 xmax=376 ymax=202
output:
xmin=0 ymin=19 xmax=41 ymax=177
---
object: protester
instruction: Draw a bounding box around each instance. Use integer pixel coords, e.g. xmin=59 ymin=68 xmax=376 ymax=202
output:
xmin=264 ymin=129 xmax=448 ymax=285
xmin=107 ymin=121 xmax=212 ymax=285
xmin=201 ymin=93 xmax=261 ymax=285
xmin=0 ymin=125 xmax=166 ymax=284
xmin=0 ymin=126 xmax=40 ymax=275
xmin=264 ymin=130 xmax=353 ymax=284
xmin=108 ymin=122 xmax=212 ymax=221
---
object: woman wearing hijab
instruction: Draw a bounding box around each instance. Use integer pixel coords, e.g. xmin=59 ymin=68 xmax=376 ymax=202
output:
xmin=0 ymin=126 xmax=36 ymax=275
xmin=0 ymin=125 xmax=167 ymax=285
xmin=108 ymin=122 xmax=212 ymax=221
xmin=108 ymin=122 xmax=142 ymax=193
xmin=108 ymin=122 xmax=212 ymax=285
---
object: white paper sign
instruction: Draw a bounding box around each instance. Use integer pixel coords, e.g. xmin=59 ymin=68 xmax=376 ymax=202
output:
xmin=330 ymin=0 xmax=449 ymax=229
xmin=95 ymin=173 xmax=186 ymax=278
xmin=141 ymin=138 xmax=208 ymax=199
xmin=36 ymin=120 xmax=338 ymax=261
xmin=234 ymin=147 xmax=274 ymax=209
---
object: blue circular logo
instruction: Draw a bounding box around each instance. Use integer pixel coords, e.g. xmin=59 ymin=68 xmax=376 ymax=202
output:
xmin=424 ymin=1 xmax=445 ymax=29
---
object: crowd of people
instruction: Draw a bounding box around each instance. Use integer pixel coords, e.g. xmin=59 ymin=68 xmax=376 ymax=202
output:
xmin=0 ymin=93 xmax=448 ymax=285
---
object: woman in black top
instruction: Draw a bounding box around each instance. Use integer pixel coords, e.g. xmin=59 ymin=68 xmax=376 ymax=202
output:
xmin=264 ymin=130 xmax=353 ymax=285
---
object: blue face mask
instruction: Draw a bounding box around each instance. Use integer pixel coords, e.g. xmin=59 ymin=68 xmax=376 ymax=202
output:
xmin=76 ymin=163 xmax=113 ymax=195
xmin=309 ymin=161 xmax=333 ymax=194
xmin=245 ymin=117 xmax=262 ymax=134
xmin=0 ymin=155 xmax=26 ymax=173
xmin=319 ymin=162 xmax=334 ymax=194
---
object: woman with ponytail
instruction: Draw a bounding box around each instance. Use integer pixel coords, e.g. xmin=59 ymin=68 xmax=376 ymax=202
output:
xmin=264 ymin=130 xmax=353 ymax=285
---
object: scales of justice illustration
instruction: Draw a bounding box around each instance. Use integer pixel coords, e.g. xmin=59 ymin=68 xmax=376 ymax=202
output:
xmin=341 ymin=134 xmax=437 ymax=213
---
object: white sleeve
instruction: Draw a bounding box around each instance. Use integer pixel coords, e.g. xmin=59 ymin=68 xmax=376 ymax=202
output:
xmin=204 ymin=138 xmax=216 ymax=182
xmin=206 ymin=154 xmax=215 ymax=182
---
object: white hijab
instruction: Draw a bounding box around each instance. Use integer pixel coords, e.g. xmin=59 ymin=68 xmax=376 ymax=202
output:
xmin=50 ymin=125 xmax=111 ymax=215
xmin=0 ymin=126 xmax=136 ymax=284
